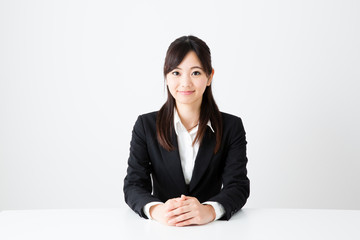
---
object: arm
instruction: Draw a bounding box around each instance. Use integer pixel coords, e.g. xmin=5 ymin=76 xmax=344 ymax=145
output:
xmin=208 ymin=116 xmax=250 ymax=220
xmin=123 ymin=115 xmax=162 ymax=218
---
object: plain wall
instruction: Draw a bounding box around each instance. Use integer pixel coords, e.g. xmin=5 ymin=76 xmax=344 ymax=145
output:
xmin=1 ymin=0 xmax=359 ymax=211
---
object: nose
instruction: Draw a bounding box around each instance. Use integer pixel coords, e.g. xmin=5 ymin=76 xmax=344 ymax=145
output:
xmin=180 ymin=73 xmax=192 ymax=87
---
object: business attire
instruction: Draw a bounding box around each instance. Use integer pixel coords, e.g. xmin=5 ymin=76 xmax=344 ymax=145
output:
xmin=123 ymin=111 xmax=249 ymax=220
xmin=142 ymin=109 xmax=225 ymax=220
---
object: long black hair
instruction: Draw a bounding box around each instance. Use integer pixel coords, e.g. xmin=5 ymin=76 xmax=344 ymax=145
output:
xmin=156 ymin=35 xmax=222 ymax=153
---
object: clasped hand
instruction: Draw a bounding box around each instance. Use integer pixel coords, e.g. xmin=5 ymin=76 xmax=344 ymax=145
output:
xmin=149 ymin=195 xmax=215 ymax=227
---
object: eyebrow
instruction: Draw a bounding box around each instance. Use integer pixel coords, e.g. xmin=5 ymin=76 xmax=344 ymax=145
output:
xmin=173 ymin=66 xmax=203 ymax=70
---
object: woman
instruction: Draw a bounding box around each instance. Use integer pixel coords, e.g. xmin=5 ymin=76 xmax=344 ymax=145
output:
xmin=123 ymin=35 xmax=249 ymax=227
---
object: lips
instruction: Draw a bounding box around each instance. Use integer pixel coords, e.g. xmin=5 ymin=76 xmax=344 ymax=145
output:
xmin=178 ymin=91 xmax=195 ymax=95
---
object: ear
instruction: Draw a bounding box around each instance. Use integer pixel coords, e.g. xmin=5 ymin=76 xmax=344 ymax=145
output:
xmin=207 ymin=68 xmax=214 ymax=86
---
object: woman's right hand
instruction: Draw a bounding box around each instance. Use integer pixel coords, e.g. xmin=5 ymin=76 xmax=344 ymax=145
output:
xmin=149 ymin=198 xmax=182 ymax=226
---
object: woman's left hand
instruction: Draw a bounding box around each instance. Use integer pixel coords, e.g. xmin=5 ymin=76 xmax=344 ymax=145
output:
xmin=166 ymin=195 xmax=216 ymax=227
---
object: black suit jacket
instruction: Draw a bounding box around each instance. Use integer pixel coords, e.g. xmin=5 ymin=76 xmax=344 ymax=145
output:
xmin=123 ymin=111 xmax=249 ymax=220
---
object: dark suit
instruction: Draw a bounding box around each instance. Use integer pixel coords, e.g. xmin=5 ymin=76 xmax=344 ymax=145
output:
xmin=123 ymin=111 xmax=249 ymax=220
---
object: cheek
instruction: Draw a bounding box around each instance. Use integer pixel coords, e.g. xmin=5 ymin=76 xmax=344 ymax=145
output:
xmin=166 ymin=81 xmax=177 ymax=94
xmin=195 ymin=80 xmax=208 ymax=91
xmin=166 ymin=80 xmax=174 ymax=89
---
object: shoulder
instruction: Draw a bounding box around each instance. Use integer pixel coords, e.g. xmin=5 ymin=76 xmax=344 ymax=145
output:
xmin=220 ymin=112 xmax=246 ymax=134
xmin=220 ymin=112 xmax=244 ymax=124
xmin=133 ymin=111 xmax=158 ymax=132
xmin=138 ymin=111 xmax=158 ymax=121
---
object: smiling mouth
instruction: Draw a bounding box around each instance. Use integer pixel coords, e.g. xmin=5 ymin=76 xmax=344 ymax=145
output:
xmin=178 ymin=91 xmax=195 ymax=95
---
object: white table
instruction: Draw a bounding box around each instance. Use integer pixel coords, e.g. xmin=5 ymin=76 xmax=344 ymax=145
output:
xmin=0 ymin=207 xmax=359 ymax=240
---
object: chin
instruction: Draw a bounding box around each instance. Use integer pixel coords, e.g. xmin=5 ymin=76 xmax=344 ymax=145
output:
xmin=176 ymin=99 xmax=201 ymax=106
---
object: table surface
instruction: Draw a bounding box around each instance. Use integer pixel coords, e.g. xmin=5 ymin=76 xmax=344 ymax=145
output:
xmin=0 ymin=207 xmax=359 ymax=240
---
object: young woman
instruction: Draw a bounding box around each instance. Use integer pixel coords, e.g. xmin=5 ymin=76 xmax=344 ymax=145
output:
xmin=123 ymin=35 xmax=249 ymax=227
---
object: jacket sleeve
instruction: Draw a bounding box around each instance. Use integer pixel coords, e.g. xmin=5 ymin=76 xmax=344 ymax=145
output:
xmin=123 ymin=115 xmax=162 ymax=218
xmin=208 ymin=116 xmax=250 ymax=220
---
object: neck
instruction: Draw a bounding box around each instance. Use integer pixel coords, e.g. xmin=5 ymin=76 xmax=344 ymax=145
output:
xmin=176 ymin=102 xmax=201 ymax=131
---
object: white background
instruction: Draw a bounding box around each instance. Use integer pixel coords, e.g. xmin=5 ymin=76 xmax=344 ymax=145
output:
xmin=1 ymin=0 xmax=359 ymax=211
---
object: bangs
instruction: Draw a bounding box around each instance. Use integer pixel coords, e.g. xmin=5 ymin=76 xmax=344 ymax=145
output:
xmin=163 ymin=40 xmax=192 ymax=76
xmin=163 ymin=35 xmax=212 ymax=77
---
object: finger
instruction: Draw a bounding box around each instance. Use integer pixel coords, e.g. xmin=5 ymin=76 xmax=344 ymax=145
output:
xmin=167 ymin=202 xmax=189 ymax=214
xmin=175 ymin=218 xmax=195 ymax=227
xmin=168 ymin=211 xmax=195 ymax=225
xmin=165 ymin=196 xmax=197 ymax=211
xmin=166 ymin=205 xmax=191 ymax=217
xmin=174 ymin=195 xmax=186 ymax=202
xmin=174 ymin=196 xmax=192 ymax=205
xmin=164 ymin=199 xmax=183 ymax=211
xmin=176 ymin=197 xmax=198 ymax=207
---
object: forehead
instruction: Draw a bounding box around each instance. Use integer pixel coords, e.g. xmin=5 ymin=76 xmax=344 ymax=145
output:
xmin=176 ymin=51 xmax=203 ymax=69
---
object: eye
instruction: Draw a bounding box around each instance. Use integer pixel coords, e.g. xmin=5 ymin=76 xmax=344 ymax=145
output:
xmin=192 ymin=71 xmax=201 ymax=76
xmin=172 ymin=71 xmax=180 ymax=76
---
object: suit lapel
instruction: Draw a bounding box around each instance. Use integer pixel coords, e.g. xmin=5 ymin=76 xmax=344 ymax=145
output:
xmin=189 ymin=128 xmax=216 ymax=192
xmin=159 ymin=129 xmax=188 ymax=194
